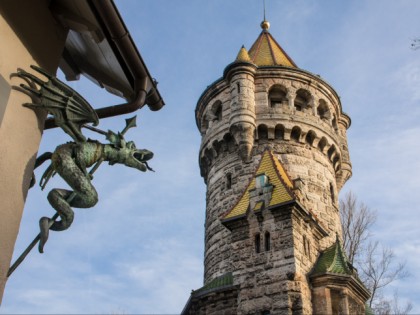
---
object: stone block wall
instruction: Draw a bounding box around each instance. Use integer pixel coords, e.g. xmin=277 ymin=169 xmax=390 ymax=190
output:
xmin=195 ymin=64 xmax=353 ymax=313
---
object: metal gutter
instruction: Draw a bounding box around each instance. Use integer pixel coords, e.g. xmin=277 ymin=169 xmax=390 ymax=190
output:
xmin=45 ymin=0 xmax=164 ymax=129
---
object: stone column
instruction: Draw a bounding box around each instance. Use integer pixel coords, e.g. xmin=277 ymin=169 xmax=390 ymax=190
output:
xmin=227 ymin=63 xmax=257 ymax=162
xmin=0 ymin=2 xmax=67 ymax=303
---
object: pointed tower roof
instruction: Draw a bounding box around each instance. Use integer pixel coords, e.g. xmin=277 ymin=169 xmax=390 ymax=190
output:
xmin=248 ymin=20 xmax=297 ymax=67
xmin=223 ymin=150 xmax=295 ymax=221
xmin=235 ymin=45 xmax=252 ymax=63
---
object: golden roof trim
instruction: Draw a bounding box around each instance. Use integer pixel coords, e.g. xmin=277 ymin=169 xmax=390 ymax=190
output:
xmin=222 ymin=150 xmax=295 ymax=220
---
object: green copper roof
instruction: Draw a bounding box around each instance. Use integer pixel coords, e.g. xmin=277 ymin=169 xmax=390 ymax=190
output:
xmin=365 ymin=304 xmax=374 ymax=315
xmin=311 ymin=238 xmax=353 ymax=276
xmin=193 ymin=272 xmax=233 ymax=295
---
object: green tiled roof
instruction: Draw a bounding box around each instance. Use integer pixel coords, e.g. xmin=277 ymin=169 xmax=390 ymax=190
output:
xmin=365 ymin=304 xmax=374 ymax=315
xmin=311 ymin=238 xmax=353 ymax=276
xmin=193 ymin=272 xmax=233 ymax=295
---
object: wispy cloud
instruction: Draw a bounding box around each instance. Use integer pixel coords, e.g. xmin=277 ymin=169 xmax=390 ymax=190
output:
xmin=3 ymin=0 xmax=420 ymax=314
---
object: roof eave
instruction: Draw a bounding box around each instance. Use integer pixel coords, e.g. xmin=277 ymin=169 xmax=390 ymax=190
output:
xmin=46 ymin=0 xmax=164 ymax=129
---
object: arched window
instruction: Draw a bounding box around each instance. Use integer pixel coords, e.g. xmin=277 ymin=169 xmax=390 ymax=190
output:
xmin=223 ymin=133 xmax=236 ymax=153
xmin=305 ymin=130 xmax=316 ymax=146
xmin=333 ymin=155 xmax=340 ymax=171
xmin=264 ymin=231 xmax=271 ymax=251
xmin=275 ymin=124 xmax=284 ymax=139
xmin=318 ymin=137 xmax=327 ymax=152
xmin=332 ymin=114 xmax=338 ymax=131
xmin=212 ymin=140 xmax=221 ymax=157
xmin=317 ymin=99 xmax=330 ymax=120
xmin=255 ymin=233 xmax=261 ymax=253
xmin=204 ymin=148 xmax=214 ymax=164
xmin=212 ymin=100 xmax=222 ymax=122
xmin=269 ymin=84 xmax=287 ymax=108
xmin=291 ymin=126 xmax=301 ymax=142
xmin=327 ymin=145 xmax=336 ymax=160
xmin=236 ymin=82 xmax=241 ymax=93
xmin=294 ymin=89 xmax=311 ymax=112
xmin=257 ymin=124 xmax=268 ymax=140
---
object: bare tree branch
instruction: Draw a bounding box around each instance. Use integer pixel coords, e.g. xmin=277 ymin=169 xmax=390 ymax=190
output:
xmin=339 ymin=192 xmax=411 ymax=313
xmin=359 ymin=241 xmax=409 ymax=309
xmin=339 ymin=191 xmax=376 ymax=264
xmin=373 ymin=290 xmax=413 ymax=315
xmin=411 ymin=38 xmax=420 ymax=50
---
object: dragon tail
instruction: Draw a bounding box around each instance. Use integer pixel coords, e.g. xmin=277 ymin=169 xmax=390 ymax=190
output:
xmin=29 ymin=152 xmax=55 ymax=189
xmin=39 ymin=164 xmax=56 ymax=191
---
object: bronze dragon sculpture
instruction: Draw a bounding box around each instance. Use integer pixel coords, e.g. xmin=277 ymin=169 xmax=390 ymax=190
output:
xmin=15 ymin=65 xmax=154 ymax=253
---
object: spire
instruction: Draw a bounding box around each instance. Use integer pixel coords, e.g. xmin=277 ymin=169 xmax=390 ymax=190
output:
xmin=261 ymin=0 xmax=270 ymax=31
xmin=248 ymin=20 xmax=297 ymax=67
xmin=235 ymin=45 xmax=252 ymax=62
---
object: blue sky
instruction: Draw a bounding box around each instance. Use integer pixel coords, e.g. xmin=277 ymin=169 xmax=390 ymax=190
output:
xmin=2 ymin=0 xmax=420 ymax=313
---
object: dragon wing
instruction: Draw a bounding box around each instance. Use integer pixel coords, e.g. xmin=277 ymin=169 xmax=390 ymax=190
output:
xmin=14 ymin=65 xmax=99 ymax=142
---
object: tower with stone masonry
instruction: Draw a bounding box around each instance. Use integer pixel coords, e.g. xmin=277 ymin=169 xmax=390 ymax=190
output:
xmin=182 ymin=20 xmax=369 ymax=315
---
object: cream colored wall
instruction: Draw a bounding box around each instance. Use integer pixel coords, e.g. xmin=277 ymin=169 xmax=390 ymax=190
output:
xmin=0 ymin=1 xmax=67 ymax=304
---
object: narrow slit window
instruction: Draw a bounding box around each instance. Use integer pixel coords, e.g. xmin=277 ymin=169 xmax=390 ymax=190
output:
xmin=255 ymin=233 xmax=261 ymax=253
xmin=330 ymin=182 xmax=335 ymax=203
xmin=265 ymin=231 xmax=271 ymax=251
xmin=226 ymin=173 xmax=232 ymax=189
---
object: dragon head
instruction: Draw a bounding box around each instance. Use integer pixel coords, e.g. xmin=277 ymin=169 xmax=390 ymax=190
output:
xmin=124 ymin=141 xmax=154 ymax=172
xmin=105 ymin=116 xmax=154 ymax=172
xmin=106 ymin=140 xmax=154 ymax=172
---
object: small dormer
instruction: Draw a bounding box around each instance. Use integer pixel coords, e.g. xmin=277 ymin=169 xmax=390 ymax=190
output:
xmin=249 ymin=173 xmax=273 ymax=212
xmin=221 ymin=150 xmax=295 ymax=227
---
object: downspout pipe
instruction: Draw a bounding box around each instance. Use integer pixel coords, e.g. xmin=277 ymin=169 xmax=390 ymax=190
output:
xmin=45 ymin=0 xmax=163 ymax=129
xmin=89 ymin=0 xmax=164 ymax=112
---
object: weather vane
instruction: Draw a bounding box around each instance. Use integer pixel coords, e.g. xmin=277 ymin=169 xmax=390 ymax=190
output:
xmin=8 ymin=65 xmax=154 ymax=276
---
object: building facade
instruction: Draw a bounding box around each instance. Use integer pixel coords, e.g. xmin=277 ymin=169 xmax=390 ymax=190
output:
xmin=0 ymin=0 xmax=163 ymax=303
xmin=182 ymin=21 xmax=369 ymax=315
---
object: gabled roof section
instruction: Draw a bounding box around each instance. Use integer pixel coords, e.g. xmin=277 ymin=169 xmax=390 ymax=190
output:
xmin=223 ymin=150 xmax=295 ymax=220
xmin=248 ymin=21 xmax=297 ymax=68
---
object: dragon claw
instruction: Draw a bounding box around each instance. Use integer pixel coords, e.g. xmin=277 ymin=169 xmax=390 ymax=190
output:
xmin=20 ymin=83 xmax=41 ymax=95
xmin=38 ymin=217 xmax=51 ymax=253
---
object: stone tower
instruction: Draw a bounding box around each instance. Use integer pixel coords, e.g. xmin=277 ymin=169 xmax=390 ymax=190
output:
xmin=182 ymin=21 xmax=369 ymax=315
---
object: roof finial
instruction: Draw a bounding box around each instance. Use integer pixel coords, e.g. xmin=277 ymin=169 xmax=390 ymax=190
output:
xmin=263 ymin=0 xmax=266 ymax=20
xmin=261 ymin=0 xmax=270 ymax=31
